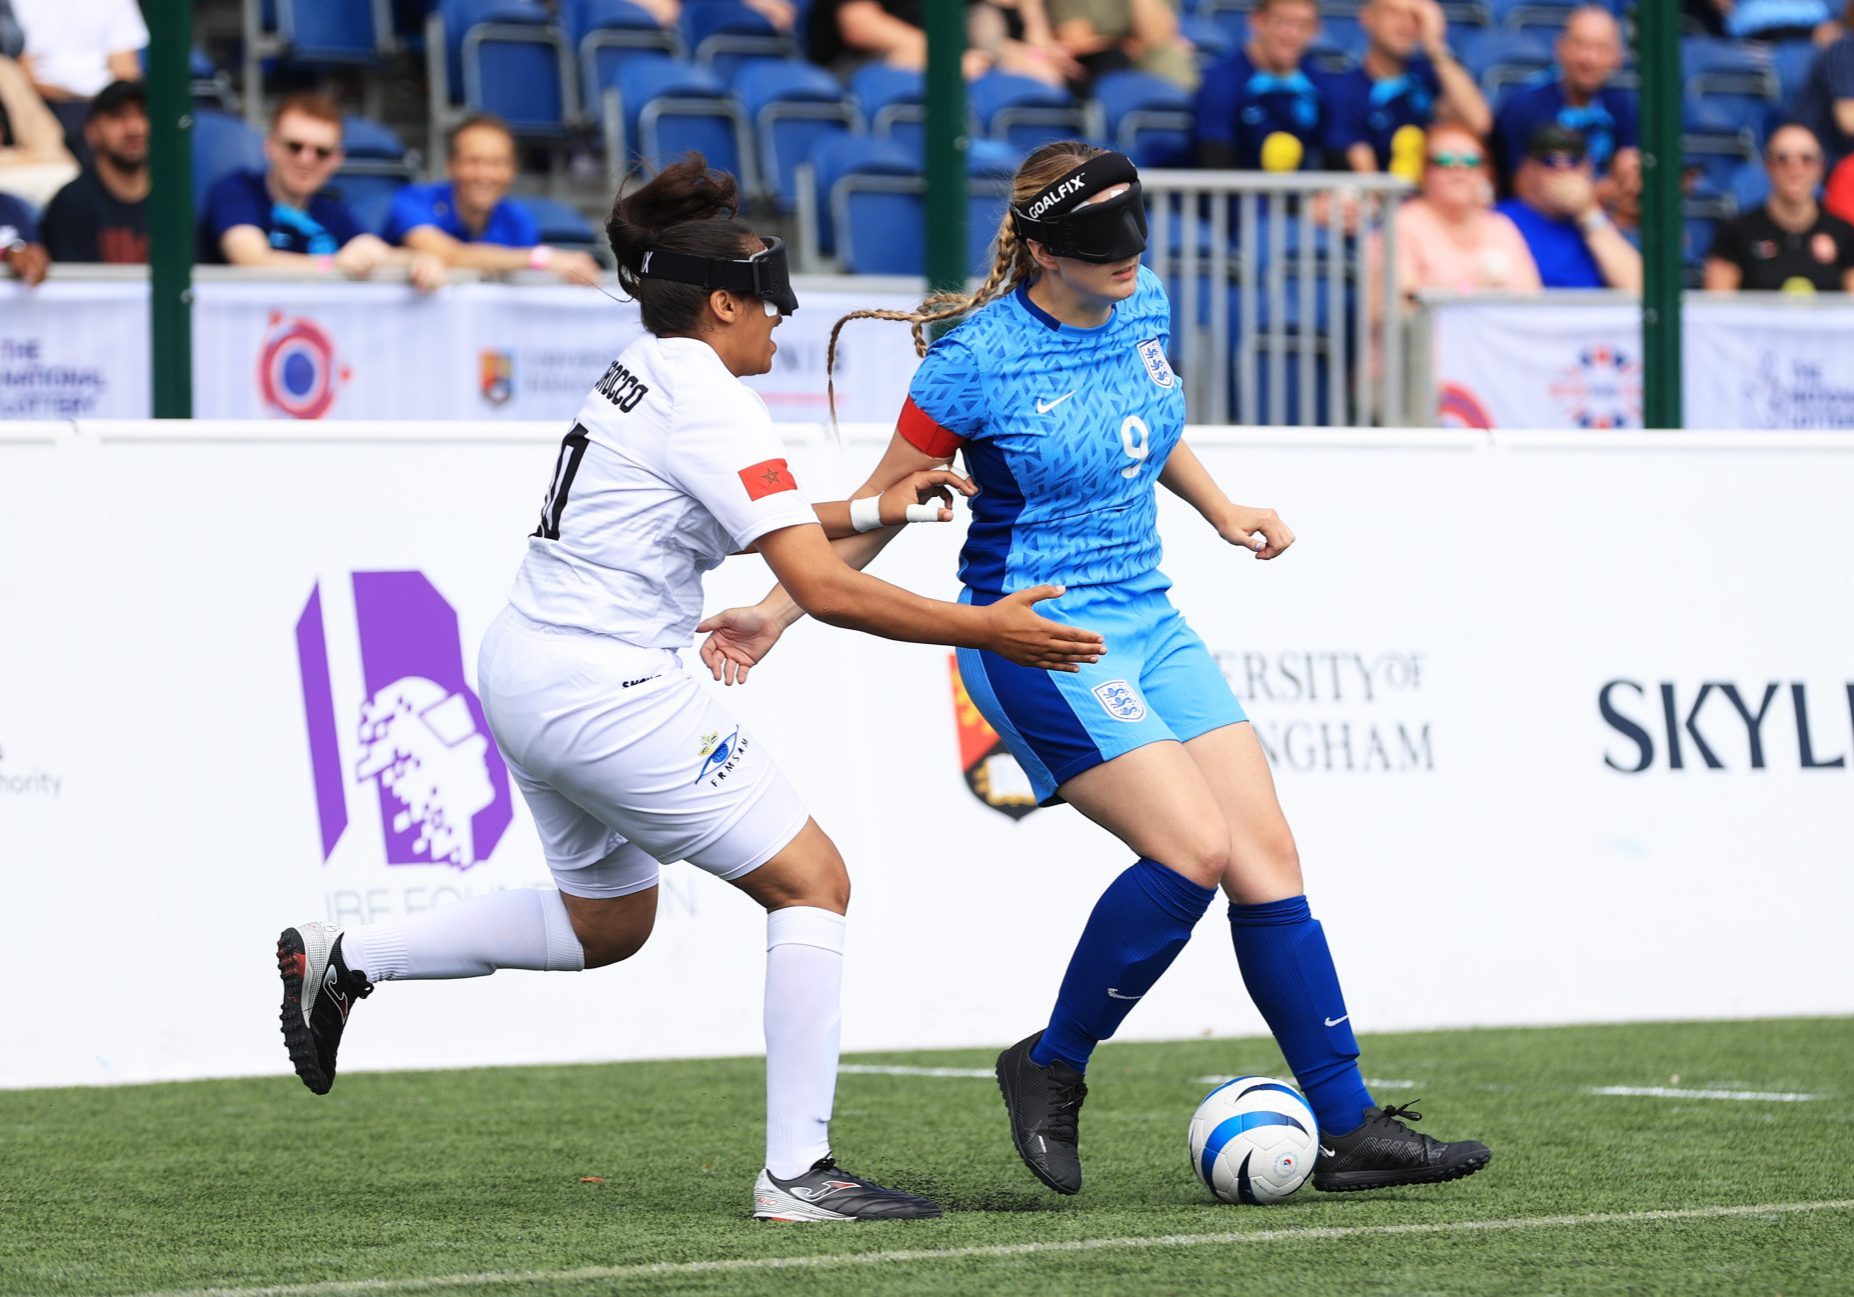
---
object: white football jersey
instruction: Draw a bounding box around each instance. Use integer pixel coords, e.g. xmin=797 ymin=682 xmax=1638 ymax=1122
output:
xmin=509 ymin=334 xmax=818 ymax=647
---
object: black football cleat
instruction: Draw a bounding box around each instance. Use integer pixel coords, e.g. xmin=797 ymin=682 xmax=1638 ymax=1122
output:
xmin=752 ymin=1156 xmax=943 ymax=1221
xmin=277 ymin=921 xmax=372 ymax=1095
xmin=1312 ymin=1101 xmax=1491 ymax=1191
xmin=996 ymin=1032 xmax=1088 ymax=1195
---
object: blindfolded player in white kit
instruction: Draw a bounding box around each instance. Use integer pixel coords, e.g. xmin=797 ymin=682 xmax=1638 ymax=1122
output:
xmin=274 ymin=156 xmax=1105 ymax=1221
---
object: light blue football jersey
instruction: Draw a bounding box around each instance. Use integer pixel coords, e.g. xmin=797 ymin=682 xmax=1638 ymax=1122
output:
xmin=901 ymin=266 xmax=1185 ymax=595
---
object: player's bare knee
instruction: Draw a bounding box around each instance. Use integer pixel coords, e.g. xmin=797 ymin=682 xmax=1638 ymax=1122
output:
xmin=1169 ymin=838 xmax=1230 ymax=889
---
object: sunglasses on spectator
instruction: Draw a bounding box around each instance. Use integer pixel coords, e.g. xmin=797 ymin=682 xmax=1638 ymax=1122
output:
xmin=278 ymin=138 xmax=337 ymax=160
xmin=1427 ymin=150 xmax=1483 ymax=169
xmin=1536 ymin=151 xmax=1585 ymax=169
xmin=1769 ymin=150 xmax=1822 ymax=165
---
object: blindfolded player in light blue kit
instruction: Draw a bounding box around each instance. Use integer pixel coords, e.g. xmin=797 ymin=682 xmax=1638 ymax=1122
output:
xmin=702 ymin=140 xmax=1491 ymax=1198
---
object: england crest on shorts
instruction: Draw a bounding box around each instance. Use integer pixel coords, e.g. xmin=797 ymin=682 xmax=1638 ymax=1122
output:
xmin=1137 ymin=338 xmax=1174 ymax=389
xmin=1093 ymin=679 xmax=1146 ymax=723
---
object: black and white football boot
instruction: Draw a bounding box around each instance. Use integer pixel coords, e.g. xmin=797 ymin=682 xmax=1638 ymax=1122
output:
xmin=277 ymin=921 xmax=372 ymax=1095
xmin=996 ymin=1031 xmax=1088 ymax=1195
xmin=752 ymin=1156 xmax=943 ymax=1221
xmin=1312 ymin=1102 xmax=1492 ymax=1192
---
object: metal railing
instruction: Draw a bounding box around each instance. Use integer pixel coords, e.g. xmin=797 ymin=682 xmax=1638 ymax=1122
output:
xmin=1140 ymin=169 xmax=1413 ymax=428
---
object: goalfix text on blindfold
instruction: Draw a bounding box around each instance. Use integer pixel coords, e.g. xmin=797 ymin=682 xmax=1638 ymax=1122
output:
xmin=640 ymin=236 xmax=799 ymax=316
xmin=1009 ymin=152 xmax=1149 ymax=264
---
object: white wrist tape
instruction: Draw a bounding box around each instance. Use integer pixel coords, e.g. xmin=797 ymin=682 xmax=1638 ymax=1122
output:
xmin=850 ymin=495 xmax=884 ymax=532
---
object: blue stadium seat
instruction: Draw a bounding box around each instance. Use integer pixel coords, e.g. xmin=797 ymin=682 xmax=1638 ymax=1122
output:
xmin=968 ymin=72 xmax=1091 ymax=151
xmin=737 ymin=60 xmax=860 ymax=214
xmin=436 ymin=0 xmax=548 ymax=106
xmin=1180 ymin=14 xmax=1236 ymax=67
xmin=191 ymin=110 xmax=265 ymax=212
xmin=1683 ymin=98 xmax=1759 ymax=194
xmin=456 ymin=3 xmax=576 ymax=137
xmin=1489 ymin=0 xmax=1583 ymax=38
xmin=1094 ymin=69 xmax=1194 ymax=168
xmin=680 ymin=0 xmax=799 ymax=81
xmin=610 ymin=58 xmax=754 ymax=188
xmin=273 ymin=0 xmax=391 ymax=65
xmin=1772 ymin=39 xmax=1817 ymax=110
xmin=804 ymin=133 xmax=915 ymax=259
xmin=331 ymin=171 xmax=409 ymax=236
xmin=512 ymin=195 xmax=602 ymax=254
xmin=1316 ymin=13 xmax=1368 ymax=60
xmin=1728 ymin=158 xmax=1770 ymax=213
xmin=567 ymin=0 xmax=681 ymax=103
xmin=851 ymin=63 xmax=926 ymax=152
xmin=1460 ymin=28 xmax=1553 ymax=103
xmin=834 ymin=150 xmax=1014 ymax=276
xmin=341 ymin=117 xmax=409 ymax=162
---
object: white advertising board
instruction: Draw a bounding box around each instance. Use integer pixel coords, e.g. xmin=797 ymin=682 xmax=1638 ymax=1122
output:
xmin=1 ymin=423 xmax=1849 ymax=1088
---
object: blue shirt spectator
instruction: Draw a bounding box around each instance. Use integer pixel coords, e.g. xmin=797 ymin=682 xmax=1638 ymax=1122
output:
xmin=201 ymin=166 xmax=362 ymax=261
xmin=382 ymin=181 xmax=538 ymax=249
xmin=1491 ymin=6 xmax=1638 ymax=188
xmin=1330 ymin=59 xmax=1441 ymax=171
xmin=1797 ymin=34 xmax=1854 ymax=167
xmin=1496 ymin=197 xmax=1604 ymax=287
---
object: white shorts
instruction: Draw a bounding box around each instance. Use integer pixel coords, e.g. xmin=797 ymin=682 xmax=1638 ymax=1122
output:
xmin=476 ymin=606 xmax=809 ymax=899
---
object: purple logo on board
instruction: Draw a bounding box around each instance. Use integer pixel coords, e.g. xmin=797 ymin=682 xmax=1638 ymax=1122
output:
xmin=295 ymin=571 xmax=512 ymax=869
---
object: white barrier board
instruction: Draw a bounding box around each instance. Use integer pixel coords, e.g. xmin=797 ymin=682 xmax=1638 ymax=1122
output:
xmin=1 ymin=423 xmax=1850 ymax=1088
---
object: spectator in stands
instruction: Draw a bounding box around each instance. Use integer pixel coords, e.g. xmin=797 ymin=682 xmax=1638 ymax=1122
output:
xmin=10 ymin=0 xmax=146 ymax=159
xmin=202 ymin=93 xmax=446 ymax=291
xmin=1384 ymin=123 xmax=1540 ymax=298
xmin=1690 ymin=0 xmax=1842 ymax=44
xmin=1492 ymin=6 xmax=1638 ymax=190
xmin=40 ymin=77 xmax=143 ymax=263
xmin=0 ymin=52 xmax=76 ymax=207
xmin=1332 ymin=0 xmax=1489 ymax=178
xmin=807 ymin=0 xmax=1067 ymax=82
xmin=1797 ymin=14 xmax=1854 ymax=166
xmin=1196 ymin=0 xmax=1341 ymax=171
xmin=1705 ymin=124 xmax=1854 ymax=291
xmin=1044 ymin=0 xmax=1198 ymax=92
xmin=1496 ymin=123 xmax=1642 ymax=291
xmin=382 ymin=114 xmax=601 ymax=283
xmin=0 ymin=185 xmax=48 ymax=284
xmin=970 ymin=0 xmax=1080 ymax=87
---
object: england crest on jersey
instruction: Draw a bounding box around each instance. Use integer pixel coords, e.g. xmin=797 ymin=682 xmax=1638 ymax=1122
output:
xmin=1137 ymin=338 xmax=1175 ymax=389
xmin=1093 ymin=679 xmax=1147 ymax=723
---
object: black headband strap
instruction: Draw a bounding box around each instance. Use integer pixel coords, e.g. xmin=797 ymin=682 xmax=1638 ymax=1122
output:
xmin=640 ymin=246 xmax=755 ymax=293
xmin=1013 ymin=152 xmax=1140 ymax=223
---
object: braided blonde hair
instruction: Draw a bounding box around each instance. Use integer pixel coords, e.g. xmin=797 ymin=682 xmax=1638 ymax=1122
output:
xmin=825 ymin=140 xmax=1109 ymax=427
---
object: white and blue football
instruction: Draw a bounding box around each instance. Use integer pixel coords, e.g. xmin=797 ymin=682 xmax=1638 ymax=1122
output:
xmin=1187 ymin=1075 xmax=1319 ymax=1204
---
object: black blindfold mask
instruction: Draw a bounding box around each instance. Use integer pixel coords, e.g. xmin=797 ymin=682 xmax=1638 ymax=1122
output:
xmin=640 ymin=236 xmax=799 ymax=316
xmin=1010 ymin=153 xmax=1149 ymax=264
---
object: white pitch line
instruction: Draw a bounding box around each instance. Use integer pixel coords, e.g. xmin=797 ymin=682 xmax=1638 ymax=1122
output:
xmin=120 ymin=1199 xmax=1854 ymax=1297
xmin=1587 ymin=1086 xmax=1821 ymax=1102
xmin=838 ymin=1064 xmax=995 ymax=1079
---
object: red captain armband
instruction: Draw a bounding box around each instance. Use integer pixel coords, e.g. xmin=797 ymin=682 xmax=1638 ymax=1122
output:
xmin=897 ymin=396 xmax=965 ymax=458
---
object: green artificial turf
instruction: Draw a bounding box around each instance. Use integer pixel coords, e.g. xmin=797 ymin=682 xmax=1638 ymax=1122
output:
xmin=2 ymin=1019 xmax=1849 ymax=1296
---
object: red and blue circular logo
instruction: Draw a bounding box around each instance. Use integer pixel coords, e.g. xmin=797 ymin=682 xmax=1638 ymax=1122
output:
xmin=258 ymin=313 xmax=350 ymax=419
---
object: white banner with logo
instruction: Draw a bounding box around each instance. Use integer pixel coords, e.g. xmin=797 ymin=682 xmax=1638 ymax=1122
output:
xmin=189 ymin=280 xmax=924 ymax=425
xmin=1427 ymin=295 xmax=1854 ymax=430
xmin=2 ymin=424 xmax=1850 ymax=1088
xmin=0 ymin=280 xmax=151 ymax=419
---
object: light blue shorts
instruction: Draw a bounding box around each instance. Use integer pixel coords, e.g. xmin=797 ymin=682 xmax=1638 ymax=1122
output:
xmin=955 ymin=583 xmax=1247 ymax=805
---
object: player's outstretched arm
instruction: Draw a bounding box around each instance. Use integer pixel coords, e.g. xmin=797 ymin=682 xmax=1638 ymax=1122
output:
xmin=1159 ymin=441 xmax=1296 ymax=560
xmin=810 ymin=468 xmax=974 ymax=540
xmin=732 ymin=524 xmax=1103 ymax=672
xmin=700 ymin=433 xmax=957 ymax=682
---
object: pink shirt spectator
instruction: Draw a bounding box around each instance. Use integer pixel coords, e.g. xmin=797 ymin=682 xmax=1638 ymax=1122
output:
xmin=1393 ymin=195 xmax=1541 ymax=294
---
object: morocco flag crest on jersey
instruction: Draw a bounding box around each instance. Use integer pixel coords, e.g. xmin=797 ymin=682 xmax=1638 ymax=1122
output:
xmin=948 ymin=656 xmax=1038 ymax=820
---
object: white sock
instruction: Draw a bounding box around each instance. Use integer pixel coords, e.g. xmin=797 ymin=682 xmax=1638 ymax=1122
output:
xmin=763 ymin=905 xmax=846 ymax=1180
xmin=339 ymin=888 xmax=586 ymax=981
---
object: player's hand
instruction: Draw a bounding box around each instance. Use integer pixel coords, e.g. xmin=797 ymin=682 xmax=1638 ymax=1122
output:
xmin=1219 ymin=505 xmax=1294 ymax=559
xmin=979 ymin=585 xmax=1106 ymax=672
xmin=878 ymin=469 xmax=976 ymax=525
xmin=695 ymin=604 xmax=786 ymax=685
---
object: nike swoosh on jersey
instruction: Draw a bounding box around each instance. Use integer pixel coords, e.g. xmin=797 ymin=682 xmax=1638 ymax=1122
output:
xmin=1324 ymin=1014 xmax=1350 ymax=1027
xmin=1035 ymin=391 xmax=1077 ymax=414
xmin=1106 ymin=988 xmax=1142 ymax=1000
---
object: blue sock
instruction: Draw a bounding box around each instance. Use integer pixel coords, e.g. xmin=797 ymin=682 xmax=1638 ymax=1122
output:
xmin=1031 ymin=859 xmax=1217 ymax=1073
xmin=1227 ymin=895 xmax=1376 ymax=1135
